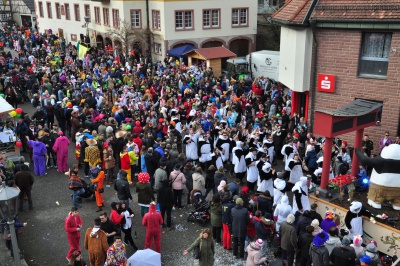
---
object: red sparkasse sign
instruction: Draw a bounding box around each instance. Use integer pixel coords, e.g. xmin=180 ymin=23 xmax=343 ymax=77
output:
xmin=317 ymin=74 xmax=335 ymax=93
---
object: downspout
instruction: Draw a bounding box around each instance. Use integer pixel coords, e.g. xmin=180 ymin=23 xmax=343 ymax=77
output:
xmin=309 ymin=19 xmax=318 ymax=134
xmin=146 ymin=0 xmax=151 ymax=63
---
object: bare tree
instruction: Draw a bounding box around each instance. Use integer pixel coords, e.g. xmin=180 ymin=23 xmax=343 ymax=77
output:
xmin=106 ymin=19 xmax=149 ymax=56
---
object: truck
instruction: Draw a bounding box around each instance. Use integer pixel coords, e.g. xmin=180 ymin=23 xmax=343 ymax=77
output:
xmin=225 ymin=50 xmax=280 ymax=81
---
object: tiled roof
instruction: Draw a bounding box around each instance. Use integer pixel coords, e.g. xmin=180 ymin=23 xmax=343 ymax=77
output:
xmin=271 ymin=0 xmax=400 ymax=25
xmin=184 ymin=47 xmax=236 ymax=60
xmin=311 ymin=0 xmax=400 ymax=21
xmin=271 ymin=0 xmax=314 ymax=25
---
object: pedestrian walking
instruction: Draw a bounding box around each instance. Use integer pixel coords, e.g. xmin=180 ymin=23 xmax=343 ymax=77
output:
xmin=65 ymin=207 xmax=83 ymax=264
xmin=142 ymin=201 xmax=163 ymax=253
xmin=27 ymin=137 xmax=47 ymax=176
xmin=67 ymin=164 xmax=85 ymax=208
xmin=210 ymin=193 xmax=222 ymax=244
xmin=183 ymin=228 xmax=215 ymax=266
xmin=53 ymin=131 xmax=70 ymax=172
xmin=14 ymin=166 xmax=34 ymax=211
xmin=84 ymin=218 xmax=108 ymax=266
xmin=91 ymin=164 xmax=105 ymax=212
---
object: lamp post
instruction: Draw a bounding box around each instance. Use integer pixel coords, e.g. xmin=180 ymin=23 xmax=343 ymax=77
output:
xmin=84 ymin=16 xmax=90 ymax=46
xmin=0 ymin=181 xmax=22 ymax=266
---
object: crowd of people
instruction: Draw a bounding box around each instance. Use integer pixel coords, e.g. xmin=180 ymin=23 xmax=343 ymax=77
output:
xmin=0 ymin=21 xmax=400 ymax=266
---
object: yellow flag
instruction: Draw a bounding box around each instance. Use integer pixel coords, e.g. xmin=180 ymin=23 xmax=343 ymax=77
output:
xmin=78 ymin=45 xmax=89 ymax=59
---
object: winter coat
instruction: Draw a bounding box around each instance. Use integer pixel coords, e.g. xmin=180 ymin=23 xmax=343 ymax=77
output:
xmin=213 ymin=172 xmax=226 ymax=190
xmin=329 ymin=246 xmax=357 ymax=266
xmin=153 ymin=168 xmax=168 ymax=191
xmin=325 ymin=236 xmax=341 ymax=255
xmin=205 ymin=170 xmax=215 ymax=190
xmin=296 ymin=216 xmax=312 ymax=236
xmin=280 ymin=221 xmax=298 ymax=251
xmin=169 ymin=170 xmax=186 ymax=190
xmin=298 ymin=232 xmax=314 ymax=258
xmin=221 ymin=202 xmax=235 ymax=224
xmin=231 ymin=204 xmax=249 ymax=237
xmin=309 ymin=243 xmax=330 ymax=266
xmin=210 ymin=202 xmax=222 ymax=227
xmin=305 ymin=150 xmax=318 ymax=169
xmin=142 ymin=204 xmax=163 ymax=233
xmin=186 ymin=236 xmax=215 ymax=266
xmin=114 ymin=179 xmax=133 ymax=201
xmin=53 ymin=136 xmax=70 ymax=158
xmin=183 ymin=168 xmax=194 ymax=191
xmin=145 ymin=152 xmax=160 ymax=177
xmin=253 ymin=217 xmax=273 ymax=240
xmin=157 ymin=183 xmax=174 ymax=209
xmin=103 ymin=148 xmax=115 ymax=169
xmin=256 ymin=195 xmax=273 ymax=217
xmin=14 ymin=171 xmax=34 ymax=190
xmin=136 ymin=182 xmax=155 ymax=205
xmin=246 ymin=242 xmax=268 ymax=266
xmin=193 ymin=172 xmax=206 ymax=195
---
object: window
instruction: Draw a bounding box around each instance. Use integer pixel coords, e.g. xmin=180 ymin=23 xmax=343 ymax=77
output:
xmin=112 ymin=9 xmax=119 ymax=28
xmin=38 ymin=2 xmax=44 ymax=17
xmin=175 ymin=10 xmax=193 ymax=30
xmin=65 ymin=4 xmax=70 ymax=20
xmin=46 ymin=2 xmax=52 ymax=18
xmin=154 ymin=43 xmax=162 ymax=54
xmin=232 ymin=8 xmax=248 ymax=27
xmin=203 ymin=9 xmax=220 ymax=28
xmin=84 ymin=4 xmax=90 ymax=20
xmin=103 ymin=8 xmax=109 ymax=26
xmin=130 ymin=10 xmax=141 ymax=28
xmin=55 ymin=3 xmax=61 ymax=19
xmin=359 ymin=32 xmax=392 ymax=78
xmin=152 ymin=10 xmax=160 ymax=30
xmin=94 ymin=7 xmax=101 ymax=24
xmin=74 ymin=4 xmax=80 ymax=21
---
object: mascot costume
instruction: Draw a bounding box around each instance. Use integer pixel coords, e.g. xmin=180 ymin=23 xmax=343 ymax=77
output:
xmin=356 ymin=144 xmax=400 ymax=209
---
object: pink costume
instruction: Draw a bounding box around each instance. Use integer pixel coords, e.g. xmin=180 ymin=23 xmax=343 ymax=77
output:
xmin=53 ymin=135 xmax=70 ymax=172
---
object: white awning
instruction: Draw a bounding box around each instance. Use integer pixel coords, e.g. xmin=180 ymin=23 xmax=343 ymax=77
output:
xmin=0 ymin=97 xmax=15 ymax=116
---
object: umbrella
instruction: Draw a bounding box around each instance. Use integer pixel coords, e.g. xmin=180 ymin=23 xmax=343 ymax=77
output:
xmin=128 ymin=249 xmax=161 ymax=266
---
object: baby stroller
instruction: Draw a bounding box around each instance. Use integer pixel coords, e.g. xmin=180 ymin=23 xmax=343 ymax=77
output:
xmin=76 ymin=179 xmax=95 ymax=203
xmin=187 ymin=190 xmax=210 ymax=226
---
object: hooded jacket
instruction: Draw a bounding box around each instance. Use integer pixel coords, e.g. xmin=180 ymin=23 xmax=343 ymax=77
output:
xmin=273 ymin=195 xmax=292 ymax=231
xmin=142 ymin=204 xmax=163 ymax=232
xmin=192 ymin=172 xmax=206 ymax=195
xmin=246 ymin=242 xmax=268 ymax=266
xmin=136 ymin=182 xmax=155 ymax=205
xmin=325 ymin=235 xmax=342 ymax=255
xmin=310 ymin=243 xmax=330 ymax=266
xmin=84 ymin=226 xmax=108 ymax=255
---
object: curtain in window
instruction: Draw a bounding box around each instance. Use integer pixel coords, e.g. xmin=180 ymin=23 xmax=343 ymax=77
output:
xmin=362 ymin=33 xmax=391 ymax=58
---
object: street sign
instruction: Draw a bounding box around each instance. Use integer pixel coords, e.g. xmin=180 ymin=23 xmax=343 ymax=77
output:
xmin=317 ymin=73 xmax=335 ymax=93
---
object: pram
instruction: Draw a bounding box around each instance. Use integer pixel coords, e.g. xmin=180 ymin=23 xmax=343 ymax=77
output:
xmin=76 ymin=179 xmax=95 ymax=203
xmin=187 ymin=190 xmax=210 ymax=226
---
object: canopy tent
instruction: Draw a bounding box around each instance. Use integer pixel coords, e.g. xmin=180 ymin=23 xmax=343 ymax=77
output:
xmin=167 ymin=44 xmax=196 ymax=58
xmin=0 ymin=97 xmax=14 ymax=115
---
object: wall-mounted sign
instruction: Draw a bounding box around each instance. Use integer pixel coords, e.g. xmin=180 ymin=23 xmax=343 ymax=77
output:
xmin=317 ymin=74 xmax=335 ymax=93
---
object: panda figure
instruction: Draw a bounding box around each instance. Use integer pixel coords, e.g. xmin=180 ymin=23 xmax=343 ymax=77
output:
xmin=356 ymin=144 xmax=400 ymax=209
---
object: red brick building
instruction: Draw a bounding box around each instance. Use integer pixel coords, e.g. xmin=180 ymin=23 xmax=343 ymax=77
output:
xmin=272 ymin=0 xmax=400 ymax=151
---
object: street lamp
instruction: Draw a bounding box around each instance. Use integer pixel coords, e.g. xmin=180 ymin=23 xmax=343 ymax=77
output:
xmin=0 ymin=181 xmax=22 ymax=266
xmin=84 ymin=16 xmax=91 ymax=45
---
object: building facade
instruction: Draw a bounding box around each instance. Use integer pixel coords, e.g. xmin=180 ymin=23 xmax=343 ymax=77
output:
xmin=272 ymin=0 xmax=400 ymax=151
xmin=34 ymin=0 xmax=257 ymax=62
